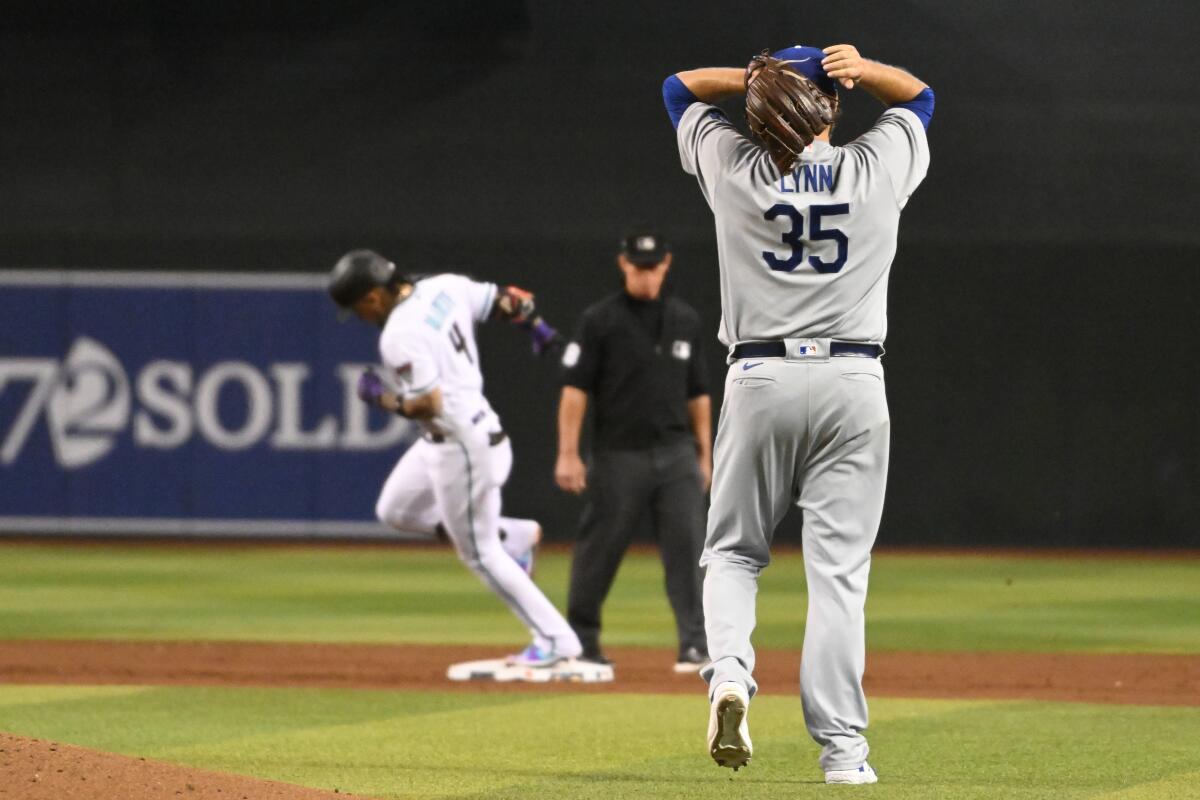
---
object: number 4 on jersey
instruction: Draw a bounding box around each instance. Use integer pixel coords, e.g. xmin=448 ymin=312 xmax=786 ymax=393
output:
xmin=448 ymin=322 xmax=473 ymax=363
xmin=762 ymin=202 xmax=850 ymax=274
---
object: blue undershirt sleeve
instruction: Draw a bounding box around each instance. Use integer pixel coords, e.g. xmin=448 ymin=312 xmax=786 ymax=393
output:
xmin=663 ymin=75 xmax=700 ymax=129
xmin=890 ymin=87 xmax=935 ymax=130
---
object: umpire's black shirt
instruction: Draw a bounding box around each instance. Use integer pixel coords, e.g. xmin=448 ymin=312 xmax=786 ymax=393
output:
xmin=561 ymin=292 xmax=709 ymax=451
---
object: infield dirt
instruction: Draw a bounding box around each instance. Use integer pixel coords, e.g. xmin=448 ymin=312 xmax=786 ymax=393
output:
xmin=0 ymin=732 xmax=365 ymax=800
xmin=2 ymin=639 xmax=1196 ymax=706
xmin=2 ymin=640 xmax=1197 ymax=798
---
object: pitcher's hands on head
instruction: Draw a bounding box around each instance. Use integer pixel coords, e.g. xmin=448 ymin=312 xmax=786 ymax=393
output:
xmin=821 ymin=45 xmax=929 ymax=106
xmin=821 ymin=44 xmax=866 ymax=89
xmin=744 ymin=51 xmax=834 ymax=172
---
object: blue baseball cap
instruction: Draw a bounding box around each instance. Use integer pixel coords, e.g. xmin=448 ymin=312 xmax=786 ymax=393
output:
xmin=770 ymin=45 xmax=838 ymax=97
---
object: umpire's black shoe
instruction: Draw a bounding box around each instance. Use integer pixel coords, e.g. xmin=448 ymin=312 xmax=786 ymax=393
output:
xmin=580 ymin=651 xmax=612 ymax=666
xmin=674 ymin=646 xmax=711 ymax=674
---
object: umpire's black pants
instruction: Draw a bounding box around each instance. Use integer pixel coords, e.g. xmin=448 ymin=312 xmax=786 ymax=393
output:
xmin=567 ymin=438 xmax=707 ymax=659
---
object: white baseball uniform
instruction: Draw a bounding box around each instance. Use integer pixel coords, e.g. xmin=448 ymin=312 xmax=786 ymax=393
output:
xmin=375 ymin=273 xmax=580 ymax=657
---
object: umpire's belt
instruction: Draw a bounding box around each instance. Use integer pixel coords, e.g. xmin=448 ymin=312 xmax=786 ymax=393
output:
xmin=426 ymin=431 xmax=508 ymax=446
xmin=731 ymin=341 xmax=883 ymax=360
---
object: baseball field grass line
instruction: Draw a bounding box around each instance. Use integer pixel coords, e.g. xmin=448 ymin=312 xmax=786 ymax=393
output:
xmin=3 ymin=543 xmax=1198 ymax=653
xmin=0 ymin=683 xmax=149 ymax=708
xmin=1 ymin=686 xmax=1198 ymax=799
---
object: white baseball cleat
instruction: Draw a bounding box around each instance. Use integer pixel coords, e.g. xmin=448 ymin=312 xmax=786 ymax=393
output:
xmin=824 ymin=763 xmax=878 ymax=784
xmin=504 ymin=643 xmax=564 ymax=668
xmin=707 ymin=681 xmax=752 ymax=770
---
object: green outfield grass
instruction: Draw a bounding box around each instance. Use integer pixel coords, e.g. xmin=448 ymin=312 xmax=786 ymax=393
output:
xmin=1 ymin=684 xmax=1197 ymax=799
xmin=1 ymin=543 xmax=1198 ymax=653
xmin=2 ymin=543 xmax=1199 ymax=799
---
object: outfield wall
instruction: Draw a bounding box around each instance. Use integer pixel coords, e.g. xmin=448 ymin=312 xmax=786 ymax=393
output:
xmin=2 ymin=262 xmax=1197 ymax=547
xmin=0 ymin=270 xmax=416 ymax=538
xmin=2 ymin=2 xmax=1197 ymax=546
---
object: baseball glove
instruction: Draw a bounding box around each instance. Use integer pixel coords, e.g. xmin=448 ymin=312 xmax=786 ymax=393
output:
xmin=744 ymin=51 xmax=835 ymax=173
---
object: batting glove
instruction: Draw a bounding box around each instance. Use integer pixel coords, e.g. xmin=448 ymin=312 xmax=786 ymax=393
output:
xmin=356 ymin=369 xmax=386 ymax=406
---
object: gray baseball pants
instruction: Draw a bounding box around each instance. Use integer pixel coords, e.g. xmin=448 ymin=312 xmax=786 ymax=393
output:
xmin=700 ymin=348 xmax=889 ymax=772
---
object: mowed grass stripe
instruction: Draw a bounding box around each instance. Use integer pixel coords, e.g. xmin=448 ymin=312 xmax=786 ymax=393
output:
xmin=1095 ymin=771 xmax=1200 ymax=799
xmin=0 ymin=544 xmax=1197 ymax=653
xmin=0 ymin=685 xmax=527 ymax=752
xmin=0 ymin=686 xmax=1198 ymax=799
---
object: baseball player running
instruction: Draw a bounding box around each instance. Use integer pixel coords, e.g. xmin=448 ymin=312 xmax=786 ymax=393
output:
xmin=663 ymin=44 xmax=933 ymax=783
xmin=328 ymin=249 xmax=589 ymax=673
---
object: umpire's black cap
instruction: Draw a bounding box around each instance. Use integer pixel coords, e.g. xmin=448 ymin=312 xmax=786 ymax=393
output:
xmin=328 ymin=249 xmax=408 ymax=309
xmin=620 ymin=227 xmax=670 ymax=267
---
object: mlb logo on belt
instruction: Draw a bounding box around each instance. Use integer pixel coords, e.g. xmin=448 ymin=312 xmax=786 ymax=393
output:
xmin=798 ymin=345 xmax=817 ymax=355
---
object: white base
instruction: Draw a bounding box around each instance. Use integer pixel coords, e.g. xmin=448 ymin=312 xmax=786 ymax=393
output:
xmin=446 ymin=658 xmax=509 ymax=681
xmin=446 ymin=657 xmax=614 ymax=683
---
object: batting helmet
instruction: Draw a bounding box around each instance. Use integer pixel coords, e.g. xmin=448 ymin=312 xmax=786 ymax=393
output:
xmin=327 ymin=249 xmax=408 ymax=309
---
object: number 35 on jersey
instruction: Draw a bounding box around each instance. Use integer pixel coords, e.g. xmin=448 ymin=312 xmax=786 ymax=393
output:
xmin=762 ymin=202 xmax=851 ymax=275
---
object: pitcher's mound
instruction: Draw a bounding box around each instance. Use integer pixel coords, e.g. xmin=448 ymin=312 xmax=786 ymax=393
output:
xmin=0 ymin=732 xmax=368 ymax=800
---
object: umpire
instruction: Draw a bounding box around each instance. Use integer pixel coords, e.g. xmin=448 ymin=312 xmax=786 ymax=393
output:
xmin=555 ymin=227 xmax=711 ymax=672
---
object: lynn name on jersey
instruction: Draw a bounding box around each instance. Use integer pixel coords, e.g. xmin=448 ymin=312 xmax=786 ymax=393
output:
xmin=777 ymin=163 xmax=834 ymax=194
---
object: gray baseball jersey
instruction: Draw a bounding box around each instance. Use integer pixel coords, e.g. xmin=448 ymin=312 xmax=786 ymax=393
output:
xmin=676 ymin=104 xmax=929 ymax=348
xmin=679 ymin=98 xmax=931 ymax=775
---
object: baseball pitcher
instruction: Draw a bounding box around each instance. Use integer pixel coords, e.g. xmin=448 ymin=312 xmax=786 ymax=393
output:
xmin=663 ymin=45 xmax=934 ymax=783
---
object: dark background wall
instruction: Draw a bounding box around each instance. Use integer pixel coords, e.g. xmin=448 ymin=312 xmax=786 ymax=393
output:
xmin=3 ymin=1 xmax=1197 ymax=546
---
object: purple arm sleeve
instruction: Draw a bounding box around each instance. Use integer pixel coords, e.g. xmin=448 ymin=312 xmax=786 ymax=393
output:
xmin=663 ymin=75 xmax=700 ymax=129
xmin=529 ymin=317 xmax=560 ymax=355
xmin=891 ymin=87 xmax=935 ymax=130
